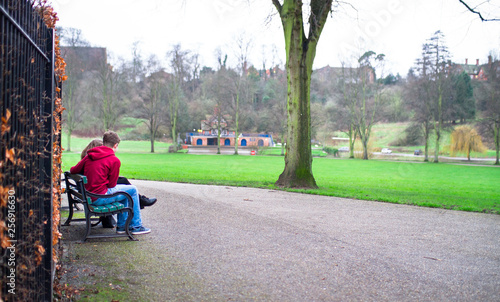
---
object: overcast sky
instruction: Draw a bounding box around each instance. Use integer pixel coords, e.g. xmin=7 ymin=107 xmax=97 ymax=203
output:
xmin=52 ymin=0 xmax=500 ymax=76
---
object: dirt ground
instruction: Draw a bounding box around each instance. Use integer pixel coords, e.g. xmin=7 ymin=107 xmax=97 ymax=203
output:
xmin=57 ymin=181 xmax=500 ymax=301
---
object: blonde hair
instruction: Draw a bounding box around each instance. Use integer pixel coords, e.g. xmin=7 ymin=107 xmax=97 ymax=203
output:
xmin=81 ymin=139 xmax=103 ymax=159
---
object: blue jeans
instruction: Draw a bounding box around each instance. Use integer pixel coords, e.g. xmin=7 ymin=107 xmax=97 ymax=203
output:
xmin=93 ymin=184 xmax=143 ymax=228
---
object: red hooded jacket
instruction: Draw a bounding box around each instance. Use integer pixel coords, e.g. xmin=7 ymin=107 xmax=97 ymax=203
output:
xmin=70 ymin=145 xmax=121 ymax=195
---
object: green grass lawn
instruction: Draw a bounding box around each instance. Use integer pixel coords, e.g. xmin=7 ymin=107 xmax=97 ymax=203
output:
xmin=259 ymin=146 xmax=327 ymax=157
xmin=62 ymin=135 xmax=172 ymax=154
xmin=370 ymin=122 xmax=408 ymax=147
xmin=62 ymin=150 xmax=500 ymax=214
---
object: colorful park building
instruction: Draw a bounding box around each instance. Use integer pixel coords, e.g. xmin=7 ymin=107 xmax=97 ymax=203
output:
xmin=186 ymin=132 xmax=274 ymax=147
xmin=185 ymin=114 xmax=274 ymax=147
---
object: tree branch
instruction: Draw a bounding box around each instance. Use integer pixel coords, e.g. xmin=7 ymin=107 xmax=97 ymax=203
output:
xmin=272 ymin=0 xmax=282 ymax=14
xmin=458 ymin=0 xmax=500 ymax=22
xmin=308 ymin=0 xmax=333 ymax=42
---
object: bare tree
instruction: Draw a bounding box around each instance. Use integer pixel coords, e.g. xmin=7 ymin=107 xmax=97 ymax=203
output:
xmin=351 ymin=51 xmax=385 ymax=160
xmin=458 ymin=0 xmax=500 ymax=22
xmin=202 ymin=64 xmax=234 ymax=154
xmin=166 ymin=44 xmax=192 ymax=149
xmin=90 ymin=60 xmax=126 ymax=131
xmin=60 ymin=48 xmax=84 ymax=151
xmin=405 ymin=31 xmax=453 ymax=162
xmin=410 ymin=31 xmax=452 ymax=163
xmin=58 ymin=27 xmax=90 ymax=47
xmin=267 ymin=70 xmax=288 ymax=155
xmin=231 ymin=34 xmax=252 ymax=155
xmin=427 ymin=31 xmax=452 ymax=163
xmin=130 ymin=41 xmax=145 ymax=83
xmin=140 ymin=55 xmax=168 ymax=152
xmin=405 ymin=68 xmax=433 ymax=162
xmin=338 ymin=64 xmax=359 ymax=159
xmin=476 ymin=55 xmax=500 ymax=164
xmin=59 ymin=27 xmax=90 ymax=150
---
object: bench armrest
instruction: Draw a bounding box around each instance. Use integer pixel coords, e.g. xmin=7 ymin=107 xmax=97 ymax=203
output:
xmin=64 ymin=172 xmax=135 ymax=209
xmin=86 ymin=191 xmax=135 ymax=209
xmin=65 ymin=172 xmax=87 ymax=184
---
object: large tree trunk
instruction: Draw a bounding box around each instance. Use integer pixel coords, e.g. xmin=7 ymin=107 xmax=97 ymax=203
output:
xmin=273 ymin=0 xmax=331 ymax=188
xmin=275 ymin=58 xmax=316 ymax=188
xmin=150 ymin=122 xmax=155 ymax=153
xmin=362 ymin=135 xmax=369 ymax=160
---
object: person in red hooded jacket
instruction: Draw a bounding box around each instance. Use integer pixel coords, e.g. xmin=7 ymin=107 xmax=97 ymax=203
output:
xmin=80 ymin=138 xmax=157 ymax=210
xmin=70 ymin=131 xmax=151 ymax=235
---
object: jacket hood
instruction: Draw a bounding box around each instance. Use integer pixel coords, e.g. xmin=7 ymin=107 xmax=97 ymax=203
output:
xmin=87 ymin=145 xmax=115 ymax=161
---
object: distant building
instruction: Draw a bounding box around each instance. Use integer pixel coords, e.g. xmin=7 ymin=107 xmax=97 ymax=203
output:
xmin=185 ymin=114 xmax=274 ymax=147
xmin=452 ymin=57 xmax=494 ymax=81
xmin=331 ymin=137 xmax=349 ymax=146
xmin=480 ymin=56 xmax=500 ymax=82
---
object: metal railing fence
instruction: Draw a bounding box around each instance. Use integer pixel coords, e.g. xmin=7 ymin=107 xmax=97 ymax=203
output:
xmin=1 ymin=0 xmax=55 ymax=301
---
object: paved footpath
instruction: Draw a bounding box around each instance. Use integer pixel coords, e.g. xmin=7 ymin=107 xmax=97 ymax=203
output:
xmin=62 ymin=180 xmax=500 ymax=301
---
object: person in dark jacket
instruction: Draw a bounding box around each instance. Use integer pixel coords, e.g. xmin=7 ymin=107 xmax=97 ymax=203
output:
xmin=70 ymin=131 xmax=151 ymax=235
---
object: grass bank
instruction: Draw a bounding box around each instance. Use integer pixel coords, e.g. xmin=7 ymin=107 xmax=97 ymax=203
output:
xmin=62 ymin=135 xmax=172 ymax=154
xmin=62 ymin=151 xmax=500 ymax=214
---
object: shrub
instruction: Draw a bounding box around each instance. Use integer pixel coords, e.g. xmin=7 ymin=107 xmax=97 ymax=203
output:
xmin=354 ymin=139 xmax=374 ymax=159
xmin=391 ymin=123 xmax=423 ymax=146
xmin=449 ymin=125 xmax=487 ymax=160
xmin=322 ymin=146 xmax=339 ymax=157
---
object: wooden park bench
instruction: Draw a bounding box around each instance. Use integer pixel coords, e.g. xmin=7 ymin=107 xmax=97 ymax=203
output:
xmin=62 ymin=172 xmax=137 ymax=242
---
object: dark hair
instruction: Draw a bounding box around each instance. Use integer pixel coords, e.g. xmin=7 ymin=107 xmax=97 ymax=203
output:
xmin=81 ymin=139 xmax=103 ymax=159
xmin=103 ymin=131 xmax=121 ymax=148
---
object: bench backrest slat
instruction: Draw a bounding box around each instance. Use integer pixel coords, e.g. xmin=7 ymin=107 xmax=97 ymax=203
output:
xmin=64 ymin=172 xmax=92 ymax=205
